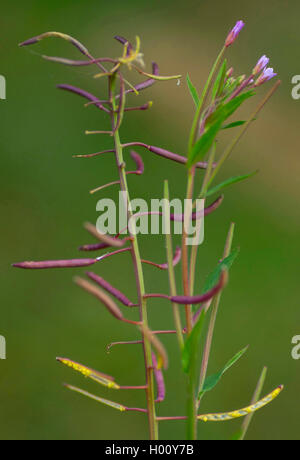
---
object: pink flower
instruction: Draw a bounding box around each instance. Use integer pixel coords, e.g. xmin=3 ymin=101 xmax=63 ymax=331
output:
xmin=225 ymin=20 xmax=245 ymax=47
xmin=255 ymin=67 xmax=277 ymax=86
xmin=253 ymin=55 xmax=269 ymax=75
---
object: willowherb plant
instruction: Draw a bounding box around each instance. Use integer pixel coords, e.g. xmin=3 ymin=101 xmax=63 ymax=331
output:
xmin=15 ymin=21 xmax=283 ymax=440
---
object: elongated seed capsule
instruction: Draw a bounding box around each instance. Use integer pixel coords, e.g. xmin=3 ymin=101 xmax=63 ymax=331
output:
xmin=64 ymin=384 xmax=127 ymax=411
xmin=74 ymin=276 xmax=124 ymax=320
xmin=113 ymin=72 xmax=125 ymax=134
xmin=19 ymin=32 xmax=90 ymax=56
xmin=84 ymin=222 xmax=125 ymax=247
xmin=73 ymin=149 xmax=115 ymax=159
xmin=86 ymin=272 xmax=136 ymax=307
xmin=12 ymin=258 xmax=97 ymax=269
xmin=122 ymin=142 xmax=214 ymax=170
xmin=152 ymin=353 xmax=166 ymax=403
xmin=129 ymin=151 xmax=144 ymax=175
xmin=114 ymin=35 xmax=133 ymax=54
xmin=171 ymin=270 xmax=227 ymax=305
xmin=198 ymin=385 xmax=284 ymax=422
xmin=57 ymin=84 xmax=109 ymax=113
xmin=142 ymin=246 xmax=181 ymax=270
xmin=145 ymin=270 xmax=227 ymax=305
xmin=79 ymin=242 xmax=110 ymax=252
xmin=57 ymin=357 xmax=120 ymax=389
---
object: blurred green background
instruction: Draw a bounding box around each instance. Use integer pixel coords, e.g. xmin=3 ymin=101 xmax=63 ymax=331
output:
xmin=1 ymin=0 xmax=299 ymax=440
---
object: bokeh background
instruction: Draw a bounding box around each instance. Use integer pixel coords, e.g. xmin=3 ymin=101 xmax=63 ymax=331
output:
xmin=1 ymin=0 xmax=299 ymax=440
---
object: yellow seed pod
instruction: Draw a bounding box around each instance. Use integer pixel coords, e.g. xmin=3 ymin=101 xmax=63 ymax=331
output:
xmin=57 ymin=357 xmax=120 ymax=389
xmin=198 ymin=385 xmax=283 ymax=422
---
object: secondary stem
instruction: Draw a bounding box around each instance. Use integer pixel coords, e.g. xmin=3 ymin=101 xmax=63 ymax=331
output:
xmin=110 ymin=76 xmax=158 ymax=440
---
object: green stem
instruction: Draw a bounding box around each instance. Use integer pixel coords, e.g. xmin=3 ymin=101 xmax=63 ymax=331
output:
xmin=110 ymin=76 xmax=158 ymax=440
xmin=197 ymin=222 xmax=235 ymax=406
xmin=164 ymin=180 xmax=184 ymax=350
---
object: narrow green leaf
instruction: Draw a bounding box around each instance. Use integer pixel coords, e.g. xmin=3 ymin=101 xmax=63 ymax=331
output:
xmin=205 ymin=170 xmax=258 ymax=197
xmin=202 ymin=247 xmax=239 ymax=294
xmin=187 ymin=116 xmax=224 ymax=167
xmin=212 ymin=59 xmax=227 ymax=101
xmin=222 ymin=120 xmax=246 ymax=130
xmin=188 ymin=91 xmax=255 ymax=167
xmin=198 ymin=345 xmax=248 ymax=399
xmin=187 ymin=74 xmax=200 ymax=107
xmin=182 ymin=311 xmax=205 ymax=374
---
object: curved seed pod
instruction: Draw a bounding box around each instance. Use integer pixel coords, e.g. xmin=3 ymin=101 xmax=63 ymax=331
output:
xmin=86 ymin=272 xmax=137 ymax=307
xmin=142 ymin=246 xmax=181 ymax=270
xmin=122 ymin=142 xmax=214 ymax=169
xmin=152 ymin=353 xmax=166 ymax=403
xmin=198 ymin=385 xmax=284 ymax=422
xmin=12 ymin=258 xmax=97 ymax=269
xmin=74 ymin=276 xmax=124 ymax=320
xmin=84 ymin=222 xmax=125 ymax=248
xmin=19 ymin=32 xmax=90 ymax=56
xmin=79 ymin=242 xmax=111 ymax=252
xmin=131 ymin=196 xmax=223 ymax=224
xmin=57 ymin=357 xmax=119 ymax=389
xmin=57 ymin=84 xmax=109 ymax=113
xmin=129 ymin=151 xmax=144 ymax=175
xmin=116 ymin=62 xmax=159 ymax=99
xmin=64 ymin=384 xmax=127 ymax=412
xmin=145 ymin=270 xmax=228 ymax=305
xmin=171 ymin=269 xmax=228 ymax=305
xmin=124 ymin=102 xmax=153 ymax=112
xmin=114 ymin=35 xmax=133 ymax=55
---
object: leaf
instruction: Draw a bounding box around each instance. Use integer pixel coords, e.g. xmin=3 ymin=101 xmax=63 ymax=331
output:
xmin=202 ymin=247 xmax=239 ymax=294
xmin=222 ymin=120 xmax=246 ymax=130
xmin=187 ymin=74 xmax=200 ymax=107
xmin=182 ymin=311 xmax=205 ymax=374
xmin=198 ymin=345 xmax=248 ymax=399
xmin=205 ymin=171 xmax=258 ymax=197
xmin=188 ymin=91 xmax=255 ymax=167
xmin=212 ymin=59 xmax=227 ymax=101
xmin=187 ymin=116 xmax=224 ymax=167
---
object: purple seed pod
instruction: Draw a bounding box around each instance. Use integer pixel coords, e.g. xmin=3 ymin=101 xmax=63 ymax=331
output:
xmin=114 ymin=35 xmax=133 ymax=55
xmin=57 ymin=84 xmax=109 ymax=113
xmin=122 ymin=142 xmax=214 ymax=170
xmin=42 ymin=56 xmax=117 ymax=67
xmin=171 ymin=270 xmax=228 ymax=305
xmin=86 ymin=272 xmax=137 ymax=307
xmin=12 ymin=258 xmax=97 ymax=269
xmin=74 ymin=276 xmax=124 ymax=320
xmin=19 ymin=32 xmax=90 ymax=57
xmin=124 ymin=102 xmax=152 ymax=112
xmin=142 ymin=246 xmax=181 ymax=270
xmin=145 ymin=270 xmax=228 ymax=305
xmin=79 ymin=242 xmax=110 ymax=252
xmin=117 ymin=62 xmax=160 ymax=99
xmin=152 ymin=352 xmax=166 ymax=403
xmin=128 ymin=151 xmax=144 ymax=175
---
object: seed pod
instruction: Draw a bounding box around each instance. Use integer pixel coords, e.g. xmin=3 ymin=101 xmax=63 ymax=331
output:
xmin=86 ymin=272 xmax=136 ymax=307
xmin=12 ymin=258 xmax=97 ymax=269
xmin=74 ymin=276 xmax=124 ymax=320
